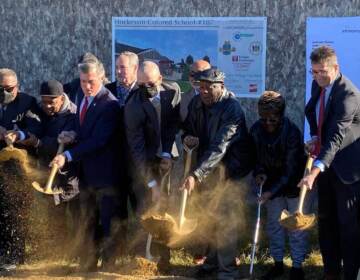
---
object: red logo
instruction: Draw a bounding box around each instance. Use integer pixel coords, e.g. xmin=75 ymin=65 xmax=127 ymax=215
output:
xmin=249 ymin=84 xmax=258 ymax=93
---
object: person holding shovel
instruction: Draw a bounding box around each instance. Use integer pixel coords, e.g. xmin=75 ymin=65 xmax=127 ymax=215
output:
xmin=0 ymin=68 xmax=42 ymax=272
xmin=249 ymin=91 xmax=308 ymax=280
xmin=124 ymin=61 xmax=181 ymax=269
xmin=181 ymin=68 xmax=252 ymax=280
xmin=301 ymin=46 xmax=360 ymax=280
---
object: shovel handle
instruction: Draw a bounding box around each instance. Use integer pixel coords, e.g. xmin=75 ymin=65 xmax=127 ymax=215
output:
xmin=45 ymin=143 xmax=65 ymax=192
xmin=179 ymin=189 xmax=188 ymax=230
xmin=298 ymin=156 xmax=314 ymax=214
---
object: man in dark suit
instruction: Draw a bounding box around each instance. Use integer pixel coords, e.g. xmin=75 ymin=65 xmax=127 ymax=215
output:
xmin=106 ymin=51 xmax=139 ymax=105
xmin=0 ymin=68 xmax=42 ymax=272
xmin=300 ymin=46 xmax=360 ymax=280
xmin=51 ymin=61 xmax=121 ymax=271
xmin=124 ymin=61 xmax=181 ymax=266
xmin=106 ymin=51 xmax=139 ymax=210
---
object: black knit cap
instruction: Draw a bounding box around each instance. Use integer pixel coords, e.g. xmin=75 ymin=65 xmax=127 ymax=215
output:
xmin=40 ymin=80 xmax=63 ymax=96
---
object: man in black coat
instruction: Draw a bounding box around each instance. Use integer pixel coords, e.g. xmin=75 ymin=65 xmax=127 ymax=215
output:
xmin=124 ymin=61 xmax=181 ymax=266
xmin=181 ymin=69 xmax=252 ymax=280
xmin=0 ymin=68 xmax=42 ymax=271
xmin=300 ymin=46 xmax=360 ymax=280
xmin=124 ymin=60 xmax=181 ymax=214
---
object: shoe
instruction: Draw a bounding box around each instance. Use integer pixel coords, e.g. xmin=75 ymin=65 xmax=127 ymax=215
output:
xmin=261 ymin=261 xmax=284 ymax=279
xmin=194 ymin=255 xmax=207 ymax=265
xmin=195 ymin=266 xmax=217 ymax=279
xmin=289 ymin=267 xmax=304 ymax=280
xmin=0 ymin=263 xmax=16 ymax=271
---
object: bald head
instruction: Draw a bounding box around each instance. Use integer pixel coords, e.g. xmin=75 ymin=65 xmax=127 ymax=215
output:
xmin=138 ymin=61 xmax=162 ymax=86
xmin=189 ymin=60 xmax=211 ymax=91
xmin=190 ymin=60 xmax=211 ymax=73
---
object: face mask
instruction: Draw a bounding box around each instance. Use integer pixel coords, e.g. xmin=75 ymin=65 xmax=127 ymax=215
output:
xmin=139 ymin=84 xmax=159 ymax=98
xmin=0 ymin=87 xmax=16 ymax=105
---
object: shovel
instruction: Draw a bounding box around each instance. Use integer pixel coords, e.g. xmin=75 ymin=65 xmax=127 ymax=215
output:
xmin=31 ymin=143 xmax=64 ymax=195
xmin=248 ymin=175 xmax=267 ymax=278
xmin=141 ymin=142 xmax=198 ymax=247
xmin=279 ymin=155 xmax=316 ymax=231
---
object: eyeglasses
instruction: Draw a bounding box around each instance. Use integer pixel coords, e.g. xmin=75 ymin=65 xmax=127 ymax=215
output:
xmin=309 ymin=69 xmax=331 ymax=76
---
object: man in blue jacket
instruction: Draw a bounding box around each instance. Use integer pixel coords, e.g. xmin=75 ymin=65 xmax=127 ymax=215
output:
xmin=51 ymin=61 xmax=121 ymax=271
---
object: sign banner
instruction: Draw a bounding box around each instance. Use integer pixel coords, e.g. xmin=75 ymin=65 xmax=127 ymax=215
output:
xmin=112 ymin=17 xmax=267 ymax=97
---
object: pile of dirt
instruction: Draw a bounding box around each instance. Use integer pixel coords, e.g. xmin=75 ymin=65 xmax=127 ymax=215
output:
xmin=141 ymin=213 xmax=177 ymax=244
xmin=119 ymin=257 xmax=159 ymax=277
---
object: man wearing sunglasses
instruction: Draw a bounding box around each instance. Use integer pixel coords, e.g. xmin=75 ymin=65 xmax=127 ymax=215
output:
xmin=180 ymin=59 xmax=211 ymax=121
xmin=301 ymin=46 xmax=360 ymax=280
xmin=124 ymin=61 xmax=181 ymax=268
xmin=0 ymin=68 xmax=42 ymax=272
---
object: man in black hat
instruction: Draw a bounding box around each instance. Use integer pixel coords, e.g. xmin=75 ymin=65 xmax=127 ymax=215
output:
xmin=181 ymin=68 xmax=253 ymax=280
xmin=21 ymin=80 xmax=79 ymax=258
xmin=22 ymin=80 xmax=79 ymax=201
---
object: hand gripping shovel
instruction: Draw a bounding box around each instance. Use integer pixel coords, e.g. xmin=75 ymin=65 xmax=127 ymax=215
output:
xmin=142 ymin=143 xmax=199 ymax=248
xmin=279 ymin=155 xmax=316 ymax=231
xmin=31 ymin=143 xmax=64 ymax=195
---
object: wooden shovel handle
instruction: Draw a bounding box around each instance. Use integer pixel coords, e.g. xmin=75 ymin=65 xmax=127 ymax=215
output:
xmin=179 ymin=189 xmax=188 ymax=230
xmin=298 ymin=156 xmax=314 ymax=214
xmin=45 ymin=143 xmax=65 ymax=192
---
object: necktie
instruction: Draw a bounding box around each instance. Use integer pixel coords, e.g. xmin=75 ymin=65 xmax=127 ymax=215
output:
xmin=117 ymin=85 xmax=129 ymax=106
xmin=314 ymin=88 xmax=325 ymax=156
xmin=80 ymin=97 xmax=88 ymax=125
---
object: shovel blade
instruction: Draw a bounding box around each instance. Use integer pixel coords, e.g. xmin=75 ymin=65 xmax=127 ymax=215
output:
xmin=31 ymin=181 xmax=63 ymax=195
xmin=279 ymin=210 xmax=316 ymax=231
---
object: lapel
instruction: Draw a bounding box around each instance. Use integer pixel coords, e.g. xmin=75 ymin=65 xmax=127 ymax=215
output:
xmin=76 ymin=87 xmax=105 ymax=131
xmin=125 ymin=83 xmax=138 ymax=104
xmin=323 ymin=75 xmax=341 ymax=123
xmin=2 ymin=96 xmax=22 ymax=129
xmin=141 ymin=92 xmax=160 ymax=136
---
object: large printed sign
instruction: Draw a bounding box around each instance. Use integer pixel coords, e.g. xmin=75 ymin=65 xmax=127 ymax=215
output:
xmin=305 ymin=17 xmax=360 ymax=139
xmin=112 ymin=17 xmax=267 ymax=97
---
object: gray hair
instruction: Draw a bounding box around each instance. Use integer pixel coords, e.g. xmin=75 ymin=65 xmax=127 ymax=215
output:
xmin=78 ymin=61 xmax=105 ymax=79
xmin=0 ymin=68 xmax=18 ymax=83
xmin=118 ymin=51 xmax=139 ymax=67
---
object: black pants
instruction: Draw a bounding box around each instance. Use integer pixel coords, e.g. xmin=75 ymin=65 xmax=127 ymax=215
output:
xmin=76 ymin=187 xmax=117 ymax=265
xmin=317 ymin=167 xmax=360 ymax=280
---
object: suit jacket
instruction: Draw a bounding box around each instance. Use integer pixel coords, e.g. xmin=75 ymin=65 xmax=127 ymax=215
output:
xmin=0 ymin=92 xmax=42 ymax=149
xmin=305 ymin=73 xmax=360 ymax=184
xmin=124 ymin=81 xmax=181 ymax=183
xmin=68 ymin=86 xmax=121 ymax=189
xmin=180 ymin=88 xmax=196 ymax=122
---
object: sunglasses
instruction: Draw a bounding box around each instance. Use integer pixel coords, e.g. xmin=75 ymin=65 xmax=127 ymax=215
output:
xmin=1 ymin=85 xmax=17 ymax=92
xmin=260 ymin=117 xmax=280 ymax=124
xmin=139 ymin=82 xmax=157 ymax=88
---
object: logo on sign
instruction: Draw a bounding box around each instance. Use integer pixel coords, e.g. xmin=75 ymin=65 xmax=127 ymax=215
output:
xmin=249 ymin=41 xmax=262 ymax=55
xmin=249 ymin=84 xmax=258 ymax=93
